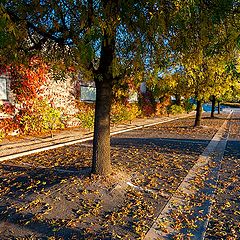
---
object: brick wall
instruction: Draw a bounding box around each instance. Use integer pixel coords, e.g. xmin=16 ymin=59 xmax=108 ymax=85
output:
xmin=40 ymin=75 xmax=80 ymax=115
xmin=1 ymin=73 xmax=82 ymax=125
xmin=40 ymin=75 xmax=82 ymax=126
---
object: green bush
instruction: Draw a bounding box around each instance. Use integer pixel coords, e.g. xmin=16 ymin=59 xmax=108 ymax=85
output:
xmin=184 ymin=100 xmax=196 ymax=113
xmin=168 ymin=104 xmax=185 ymax=115
xmin=76 ymin=102 xmax=141 ymax=129
xmin=77 ymin=108 xmax=95 ymax=130
xmin=20 ymin=99 xmax=64 ymax=134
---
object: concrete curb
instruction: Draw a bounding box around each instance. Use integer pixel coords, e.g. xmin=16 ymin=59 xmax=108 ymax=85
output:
xmin=0 ymin=113 xmax=195 ymax=163
xmin=144 ymin=111 xmax=232 ymax=240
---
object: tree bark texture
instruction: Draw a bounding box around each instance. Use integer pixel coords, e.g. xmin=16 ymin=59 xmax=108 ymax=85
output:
xmin=175 ymin=94 xmax=181 ymax=106
xmin=92 ymin=24 xmax=116 ymax=175
xmin=211 ymin=95 xmax=216 ymax=118
xmin=194 ymin=99 xmax=203 ymax=127
xmin=92 ymin=79 xmax=112 ymax=175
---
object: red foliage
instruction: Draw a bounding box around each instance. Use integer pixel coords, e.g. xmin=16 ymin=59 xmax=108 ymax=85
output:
xmin=0 ymin=102 xmax=15 ymax=115
xmin=7 ymin=58 xmax=48 ymax=102
xmin=139 ymin=91 xmax=156 ymax=116
xmin=0 ymin=118 xmax=20 ymax=133
xmin=0 ymin=58 xmax=49 ymax=135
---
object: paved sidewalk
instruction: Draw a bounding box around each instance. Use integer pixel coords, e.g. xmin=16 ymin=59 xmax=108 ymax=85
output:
xmin=144 ymin=111 xmax=232 ymax=240
xmin=0 ymin=112 xmax=195 ymax=161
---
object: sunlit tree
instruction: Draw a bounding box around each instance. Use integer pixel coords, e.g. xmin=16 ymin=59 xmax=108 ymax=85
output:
xmin=1 ymin=0 xmax=179 ymax=175
xmin=170 ymin=0 xmax=239 ymax=126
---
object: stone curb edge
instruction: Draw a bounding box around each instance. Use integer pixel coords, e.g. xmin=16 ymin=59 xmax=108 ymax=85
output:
xmin=144 ymin=111 xmax=233 ymax=240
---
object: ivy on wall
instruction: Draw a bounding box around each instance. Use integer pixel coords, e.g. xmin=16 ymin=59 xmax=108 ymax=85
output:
xmin=9 ymin=58 xmax=48 ymax=102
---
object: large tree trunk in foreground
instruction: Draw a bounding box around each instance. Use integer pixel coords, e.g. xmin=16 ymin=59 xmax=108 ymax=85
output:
xmin=217 ymin=101 xmax=221 ymax=114
xmin=92 ymin=79 xmax=112 ymax=175
xmin=210 ymin=95 xmax=216 ymax=118
xmin=194 ymin=100 xmax=203 ymax=127
xmin=92 ymin=27 xmax=115 ymax=175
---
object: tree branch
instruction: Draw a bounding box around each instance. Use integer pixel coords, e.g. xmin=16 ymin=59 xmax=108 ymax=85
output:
xmin=6 ymin=8 xmax=67 ymax=45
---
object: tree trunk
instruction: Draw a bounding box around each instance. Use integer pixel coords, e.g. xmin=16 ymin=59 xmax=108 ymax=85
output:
xmin=210 ymin=95 xmax=216 ymax=118
xmin=92 ymin=79 xmax=112 ymax=175
xmin=217 ymin=101 xmax=220 ymax=114
xmin=194 ymin=100 xmax=203 ymax=127
xmin=175 ymin=94 xmax=181 ymax=106
xmin=92 ymin=25 xmax=116 ymax=175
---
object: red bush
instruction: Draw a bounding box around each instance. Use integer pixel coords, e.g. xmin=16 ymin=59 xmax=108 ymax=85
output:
xmin=7 ymin=58 xmax=48 ymax=102
xmin=0 ymin=102 xmax=15 ymax=115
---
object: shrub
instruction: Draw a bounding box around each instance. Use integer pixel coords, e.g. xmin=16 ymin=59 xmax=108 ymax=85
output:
xmin=138 ymin=91 xmax=156 ymax=117
xmin=76 ymin=102 xmax=95 ymax=129
xmin=0 ymin=102 xmax=15 ymax=115
xmin=184 ymin=100 xmax=196 ymax=113
xmin=20 ymin=98 xmax=64 ymax=134
xmin=76 ymin=102 xmax=141 ymax=129
xmin=0 ymin=130 xmax=5 ymax=142
xmin=111 ymin=102 xmax=141 ymax=124
xmin=125 ymin=103 xmax=141 ymax=123
xmin=155 ymin=99 xmax=171 ymax=116
xmin=168 ymin=104 xmax=185 ymax=115
xmin=0 ymin=118 xmax=20 ymax=135
xmin=77 ymin=108 xmax=95 ymax=130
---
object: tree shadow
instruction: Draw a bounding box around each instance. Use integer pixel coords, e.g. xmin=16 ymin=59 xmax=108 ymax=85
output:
xmin=0 ymin=164 xmax=93 ymax=239
xmin=0 ymin=164 xmax=91 ymax=199
xmin=111 ymin=137 xmax=209 ymax=155
xmin=0 ymin=206 xmax=85 ymax=239
xmin=202 ymin=116 xmax=226 ymax=120
xmin=1 ymin=135 xmax=238 ymax=239
xmin=0 ymin=162 xmax=128 ymax=239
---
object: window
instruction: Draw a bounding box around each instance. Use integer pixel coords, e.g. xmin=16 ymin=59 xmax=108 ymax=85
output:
xmin=80 ymin=86 xmax=96 ymax=102
xmin=0 ymin=75 xmax=8 ymax=100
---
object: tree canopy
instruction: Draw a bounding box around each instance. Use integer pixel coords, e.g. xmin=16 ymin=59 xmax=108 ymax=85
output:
xmin=1 ymin=0 xmax=240 ymax=174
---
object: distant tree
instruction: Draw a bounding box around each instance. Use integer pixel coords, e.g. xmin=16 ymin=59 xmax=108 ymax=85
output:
xmin=169 ymin=0 xmax=239 ymax=126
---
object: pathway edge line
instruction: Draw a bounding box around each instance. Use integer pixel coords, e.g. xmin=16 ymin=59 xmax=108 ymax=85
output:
xmin=0 ymin=113 xmax=194 ymax=162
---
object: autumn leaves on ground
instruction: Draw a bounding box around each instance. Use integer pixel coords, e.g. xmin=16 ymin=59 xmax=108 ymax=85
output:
xmin=0 ymin=113 xmax=239 ymax=239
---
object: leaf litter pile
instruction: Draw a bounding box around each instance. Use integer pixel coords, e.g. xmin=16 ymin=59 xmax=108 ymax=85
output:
xmin=0 ymin=114 xmax=237 ymax=239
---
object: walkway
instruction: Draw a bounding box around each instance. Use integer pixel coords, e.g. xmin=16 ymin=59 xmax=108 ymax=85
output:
xmin=144 ymin=110 xmax=234 ymax=239
xmin=0 ymin=112 xmax=194 ymax=162
xmin=0 ymin=109 xmax=238 ymax=239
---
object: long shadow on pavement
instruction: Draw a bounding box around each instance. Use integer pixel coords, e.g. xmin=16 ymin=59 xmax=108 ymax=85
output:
xmin=0 ymin=136 xmax=221 ymax=239
xmin=0 ymin=165 xmax=91 ymax=239
xmin=111 ymin=137 xmax=209 ymax=155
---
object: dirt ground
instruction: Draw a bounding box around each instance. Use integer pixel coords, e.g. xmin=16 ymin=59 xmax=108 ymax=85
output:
xmin=0 ymin=113 xmax=238 ymax=239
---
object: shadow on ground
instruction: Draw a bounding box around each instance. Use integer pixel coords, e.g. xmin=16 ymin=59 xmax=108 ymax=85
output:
xmin=111 ymin=137 xmax=209 ymax=155
xmin=0 ymin=135 xmax=234 ymax=239
xmin=0 ymin=165 xmax=92 ymax=239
